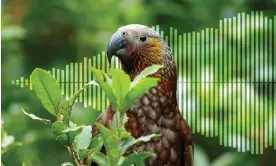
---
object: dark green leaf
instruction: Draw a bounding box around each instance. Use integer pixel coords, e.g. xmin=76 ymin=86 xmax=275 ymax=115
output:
xmin=123 ymin=78 xmax=159 ymax=111
xmin=30 ymin=68 xmax=61 ymax=116
xmin=89 ymin=134 xmax=103 ymax=151
xmin=120 ymin=136 xmax=135 ymax=155
xmin=56 ymin=134 xmax=69 ymax=145
xmin=68 ymin=129 xmax=82 ymax=145
xmin=120 ymin=152 xmax=156 ymax=166
xmin=79 ymin=149 xmax=91 ymax=158
xmin=52 ymin=121 xmax=65 ymax=135
xmin=22 ymin=109 xmax=51 ymax=124
xmin=56 ymin=126 xmax=82 ymax=145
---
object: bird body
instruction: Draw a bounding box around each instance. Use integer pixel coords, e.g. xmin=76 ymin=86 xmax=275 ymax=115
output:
xmin=93 ymin=24 xmax=193 ymax=166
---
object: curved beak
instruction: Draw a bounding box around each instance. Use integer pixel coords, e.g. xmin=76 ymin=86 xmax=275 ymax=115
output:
xmin=107 ymin=31 xmax=127 ymax=64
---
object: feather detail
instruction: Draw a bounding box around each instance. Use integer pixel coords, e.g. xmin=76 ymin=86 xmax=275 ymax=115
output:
xmin=92 ymin=25 xmax=193 ymax=166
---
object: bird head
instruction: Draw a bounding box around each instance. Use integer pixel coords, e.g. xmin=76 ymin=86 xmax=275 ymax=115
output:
xmin=107 ymin=24 xmax=174 ymax=78
xmin=107 ymin=24 xmax=177 ymax=94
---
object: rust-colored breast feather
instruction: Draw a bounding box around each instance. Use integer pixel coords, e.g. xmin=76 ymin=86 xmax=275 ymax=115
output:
xmin=92 ymin=83 xmax=193 ymax=166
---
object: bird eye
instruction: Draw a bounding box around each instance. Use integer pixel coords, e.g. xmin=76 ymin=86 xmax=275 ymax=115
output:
xmin=139 ymin=35 xmax=147 ymax=42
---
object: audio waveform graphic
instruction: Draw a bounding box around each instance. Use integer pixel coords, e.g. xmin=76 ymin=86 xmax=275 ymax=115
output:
xmin=11 ymin=11 xmax=276 ymax=154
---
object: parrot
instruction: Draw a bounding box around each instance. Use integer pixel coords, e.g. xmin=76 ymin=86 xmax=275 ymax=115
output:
xmin=92 ymin=24 xmax=193 ymax=166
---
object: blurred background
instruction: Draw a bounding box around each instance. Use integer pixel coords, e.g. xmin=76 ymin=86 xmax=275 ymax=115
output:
xmin=1 ymin=0 xmax=276 ymax=165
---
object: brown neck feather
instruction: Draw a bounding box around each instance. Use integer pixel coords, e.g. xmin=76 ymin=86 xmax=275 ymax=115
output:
xmin=124 ymin=45 xmax=177 ymax=102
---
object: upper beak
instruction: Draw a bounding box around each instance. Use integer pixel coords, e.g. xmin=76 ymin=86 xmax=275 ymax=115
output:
xmin=107 ymin=30 xmax=126 ymax=63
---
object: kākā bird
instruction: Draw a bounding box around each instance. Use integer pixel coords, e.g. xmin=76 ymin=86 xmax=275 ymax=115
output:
xmin=92 ymin=24 xmax=193 ymax=166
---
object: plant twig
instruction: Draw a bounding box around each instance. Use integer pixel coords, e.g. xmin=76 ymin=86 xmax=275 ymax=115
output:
xmin=67 ymin=146 xmax=81 ymax=166
xmin=56 ymin=104 xmax=62 ymax=121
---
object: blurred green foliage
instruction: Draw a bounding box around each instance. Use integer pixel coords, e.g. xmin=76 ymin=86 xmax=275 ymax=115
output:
xmin=1 ymin=0 xmax=276 ymax=166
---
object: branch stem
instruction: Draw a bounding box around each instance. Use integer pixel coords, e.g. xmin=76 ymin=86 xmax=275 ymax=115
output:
xmin=68 ymin=146 xmax=81 ymax=166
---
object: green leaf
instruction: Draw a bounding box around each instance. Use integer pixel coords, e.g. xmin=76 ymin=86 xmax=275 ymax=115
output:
xmin=131 ymin=65 xmax=163 ymax=88
xmin=52 ymin=121 xmax=65 ymax=135
xmin=95 ymin=123 xmax=120 ymax=165
xmin=87 ymin=80 xmax=100 ymax=86
xmin=113 ymin=113 xmax=128 ymax=136
xmin=120 ymin=134 xmax=160 ymax=155
xmin=22 ymin=109 xmax=51 ymax=124
xmin=89 ymin=151 xmax=108 ymax=166
xmin=69 ymin=129 xmax=82 ymax=145
xmin=122 ymin=114 xmax=129 ymax=124
xmin=120 ymin=136 xmax=135 ymax=155
xmin=56 ymin=134 xmax=69 ymax=145
xmin=120 ymin=152 xmax=156 ymax=166
xmin=120 ymin=131 xmax=131 ymax=140
xmin=62 ymin=125 xmax=83 ymax=133
xmin=56 ymin=126 xmax=83 ymax=145
xmin=111 ymin=113 xmax=119 ymax=135
xmin=74 ymin=126 xmax=92 ymax=150
xmin=90 ymin=67 xmax=118 ymax=111
xmin=123 ymin=78 xmax=159 ymax=111
xmin=90 ymin=66 xmax=105 ymax=82
xmin=89 ymin=134 xmax=103 ymax=152
xmin=104 ymin=73 xmax=112 ymax=86
xmin=109 ymin=69 xmax=131 ymax=108
xmin=30 ymin=68 xmax=61 ymax=116
xmin=135 ymin=134 xmax=161 ymax=142
xmin=194 ymin=145 xmax=210 ymax=166
xmin=79 ymin=149 xmax=91 ymax=158
xmin=61 ymin=80 xmax=98 ymax=124
xmin=61 ymin=162 xmax=74 ymax=166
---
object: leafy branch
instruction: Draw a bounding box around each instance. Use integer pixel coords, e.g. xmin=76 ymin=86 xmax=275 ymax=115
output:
xmin=22 ymin=65 xmax=162 ymax=166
